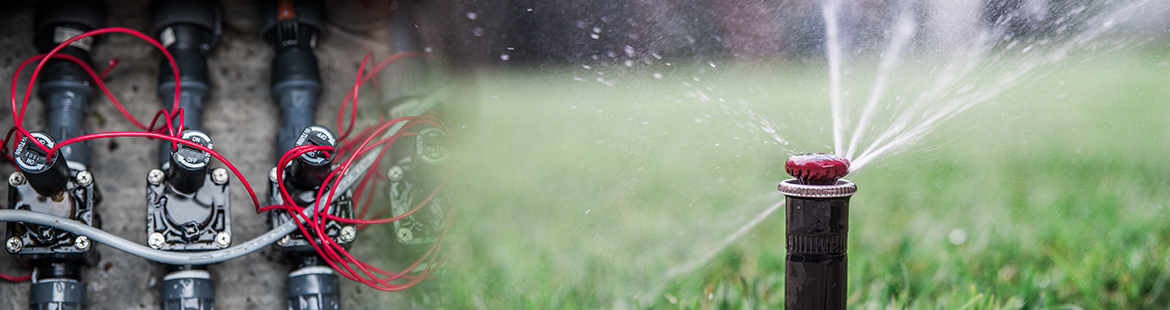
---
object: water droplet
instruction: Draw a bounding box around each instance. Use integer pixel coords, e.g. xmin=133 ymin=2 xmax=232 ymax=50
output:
xmin=592 ymin=27 xmax=602 ymax=33
xmin=500 ymin=54 xmax=509 ymax=61
xmin=623 ymin=45 xmax=635 ymax=57
xmin=590 ymin=33 xmax=600 ymax=40
xmin=601 ymin=16 xmax=611 ymax=23
xmin=694 ymin=118 xmax=702 ymax=123
xmin=570 ymin=105 xmax=577 ymax=109
xmin=948 ymin=229 xmax=967 ymax=245
xmin=423 ymin=47 xmax=433 ymax=52
xmin=506 ymin=47 xmax=515 ymax=51
xmin=623 ymin=60 xmax=633 ymax=67
xmin=466 ymin=12 xmax=478 ymax=20
xmin=472 ymin=27 xmax=484 ymax=37
xmin=526 ymin=8 xmax=533 ymax=12
xmin=576 ymin=20 xmax=587 ymax=29
xmin=653 ymin=73 xmax=662 ymax=79
xmin=584 ymin=209 xmax=590 ymax=214
xmin=572 ymin=76 xmax=585 ymax=82
xmin=583 ymin=65 xmax=591 ymax=69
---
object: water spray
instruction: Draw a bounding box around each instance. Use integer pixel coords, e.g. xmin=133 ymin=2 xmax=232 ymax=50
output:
xmin=777 ymin=153 xmax=855 ymax=310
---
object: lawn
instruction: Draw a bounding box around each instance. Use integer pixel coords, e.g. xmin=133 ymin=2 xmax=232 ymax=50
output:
xmin=442 ymin=45 xmax=1170 ymax=309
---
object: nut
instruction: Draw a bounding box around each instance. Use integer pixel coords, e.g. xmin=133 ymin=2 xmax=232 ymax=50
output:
xmin=214 ymin=232 xmax=231 ymax=248
xmin=387 ymin=166 xmax=405 ymax=182
xmin=76 ymin=171 xmax=93 ymax=186
xmin=395 ymin=227 xmax=413 ymax=244
xmin=148 ymin=232 xmax=165 ymax=249
xmin=277 ymin=235 xmax=291 ymax=246
xmin=211 ymin=168 xmax=229 ymax=185
xmin=74 ymin=235 xmax=90 ymax=250
xmin=147 ymin=169 xmax=165 ymax=185
xmin=339 ymin=226 xmax=356 ymax=243
xmin=269 ymin=167 xmax=279 ymax=183
xmin=9 ymin=172 xmax=24 ymax=187
xmin=6 ymin=237 xmax=22 ymax=253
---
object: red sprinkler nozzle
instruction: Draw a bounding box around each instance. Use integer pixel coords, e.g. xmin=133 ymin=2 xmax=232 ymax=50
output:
xmin=785 ymin=153 xmax=850 ymax=185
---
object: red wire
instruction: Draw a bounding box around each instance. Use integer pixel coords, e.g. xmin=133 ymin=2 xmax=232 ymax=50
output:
xmin=0 ymin=271 xmax=31 ymax=282
xmin=335 ymin=51 xmax=433 ymax=142
xmin=12 ymin=27 xmax=182 ymax=153
xmin=48 ymin=131 xmax=262 ymax=211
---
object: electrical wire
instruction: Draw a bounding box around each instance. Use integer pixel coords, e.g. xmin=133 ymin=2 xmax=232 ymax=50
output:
xmin=0 ymin=88 xmax=446 ymax=266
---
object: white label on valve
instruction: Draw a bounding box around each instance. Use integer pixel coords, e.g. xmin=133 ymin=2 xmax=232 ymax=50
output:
xmin=54 ymin=27 xmax=93 ymax=52
xmin=160 ymin=27 xmax=176 ymax=48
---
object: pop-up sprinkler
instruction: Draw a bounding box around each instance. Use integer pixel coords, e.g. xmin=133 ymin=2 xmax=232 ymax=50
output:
xmin=778 ymin=153 xmax=856 ymax=310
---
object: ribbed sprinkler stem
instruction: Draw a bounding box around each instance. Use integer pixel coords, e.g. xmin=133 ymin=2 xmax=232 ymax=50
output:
xmin=777 ymin=153 xmax=856 ymax=310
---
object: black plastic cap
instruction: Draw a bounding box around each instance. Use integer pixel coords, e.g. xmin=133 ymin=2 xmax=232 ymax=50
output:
xmin=288 ymin=125 xmax=335 ymax=190
xmin=168 ymin=130 xmax=213 ymax=194
xmin=14 ymin=132 xmax=69 ymax=197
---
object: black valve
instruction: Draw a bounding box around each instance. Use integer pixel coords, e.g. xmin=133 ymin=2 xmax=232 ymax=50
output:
xmin=146 ymin=130 xmax=231 ymax=252
xmin=154 ymin=0 xmax=221 ymax=166
xmin=266 ymin=125 xmax=351 ymax=310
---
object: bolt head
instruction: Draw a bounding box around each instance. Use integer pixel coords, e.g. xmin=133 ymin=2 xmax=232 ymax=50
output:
xmin=8 ymin=172 xmax=24 ymax=187
xmin=339 ymin=226 xmax=356 ymax=243
xmin=277 ymin=235 xmax=291 ymax=246
xmin=785 ymin=153 xmax=851 ymax=185
xmin=147 ymin=169 xmax=165 ymax=185
xmin=396 ymin=227 xmax=413 ymax=244
xmin=76 ymin=171 xmax=93 ymax=186
xmin=74 ymin=235 xmax=90 ymax=250
xmin=211 ymin=168 xmax=229 ymax=185
xmin=5 ymin=237 xmax=22 ymax=253
xmin=215 ymin=232 xmax=231 ymax=248
xmin=148 ymin=232 xmax=165 ymax=249
xmin=387 ymin=166 xmax=405 ymax=182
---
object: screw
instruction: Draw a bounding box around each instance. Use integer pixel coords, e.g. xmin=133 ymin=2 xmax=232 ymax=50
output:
xmin=147 ymin=169 xmax=165 ymax=185
xmin=76 ymin=171 xmax=93 ymax=186
xmin=211 ymin=168 xmax=229 ymax=185
xmin=387 ymin=166 xmax=405 ymax=182
xmin=339 ymin=226 xmax=356 ymax=243
xmin=396 ymin=227 xmax=413 ymax=244
xmin=148 ymin=232 xmax=165 ymax=249
xmin=215 ymin=232 xmax=231 ymax=248
xmin=74 ymin=235 xmax=90 ymax=250
xmin=9 ymin=172 xmax=24 ymax=187
xmin=5 ymin=237 xmax=22 ymax=253
xmin=269 ymin=167 xmax=279 ymax=183
xmin=277 ymin=235 xmax=291 ymax=246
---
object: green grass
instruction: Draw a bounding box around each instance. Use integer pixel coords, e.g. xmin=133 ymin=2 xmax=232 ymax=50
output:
xmin=442 ymin=45 xmax=1170 ymax=309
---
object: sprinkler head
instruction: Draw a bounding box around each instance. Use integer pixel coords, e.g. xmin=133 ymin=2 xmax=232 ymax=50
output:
xmin=785 ymin=153 xmax=850 ymax=185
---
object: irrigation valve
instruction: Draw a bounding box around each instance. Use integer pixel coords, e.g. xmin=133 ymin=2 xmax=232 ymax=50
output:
xmin=777 ymin=153 xmax=856 ymax=310
xmin=146 ymin=129 xmax=231 ymax=251
xmin=7 ymin=132 xmax=102 ymax=310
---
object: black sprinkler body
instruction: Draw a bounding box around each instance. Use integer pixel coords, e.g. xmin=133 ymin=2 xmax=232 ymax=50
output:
xmin=778 ymin=153 xmax=856 ymax=310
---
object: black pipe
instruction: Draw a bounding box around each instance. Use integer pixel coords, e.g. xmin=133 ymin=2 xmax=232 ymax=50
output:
xmin=33 ymin=0 xmax=106 ymax=168
xmin=29 ymin=262 xmax=86 ymax=310
xmin=261 ymin=0 xmax=323 ymax=157
xmin=153 ymin=0 xmax=220 ymax=166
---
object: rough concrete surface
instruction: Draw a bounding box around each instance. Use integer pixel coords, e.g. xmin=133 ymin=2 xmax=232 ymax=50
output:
xmin=0 ymin=1 xmax=441 ymax=309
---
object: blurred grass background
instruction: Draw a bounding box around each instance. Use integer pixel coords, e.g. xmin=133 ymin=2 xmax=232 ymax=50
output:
xmin=444 ymin=45 xmax=1170 ymax=309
